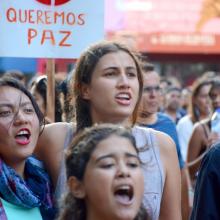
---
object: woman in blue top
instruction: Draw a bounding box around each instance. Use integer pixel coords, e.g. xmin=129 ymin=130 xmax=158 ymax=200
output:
xmin=0 ymin=78 xmax=55 ymax=220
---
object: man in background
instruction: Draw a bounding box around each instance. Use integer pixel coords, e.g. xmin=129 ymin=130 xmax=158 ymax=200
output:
xmin=137 ymin=62 xmax=189 ymax=220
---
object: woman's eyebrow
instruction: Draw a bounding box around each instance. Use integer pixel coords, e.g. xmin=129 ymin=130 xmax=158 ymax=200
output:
xmin=95 ymin=154 xmax=114 ymax=163
xmin=125 ymin=153 xmax=140 ymax=162
xmin=95 ymin=152 xmax=139 ymax=163
xmin=125 ymin=152 xmax=139 ymax=158
xmin=102 ymin=66 xmax=136 ymax=71
xmin=102 ymin=66 xmax=118 ymax=71
xmin=20 ymin=101 xmax=32 ymax=107
xmin=126 ymin=66 xmax=137 ymax=70
xmin=0 ymin=103 xmax=13 ymax=108
xmin=0 ymin=101 xmax=32 ymax=108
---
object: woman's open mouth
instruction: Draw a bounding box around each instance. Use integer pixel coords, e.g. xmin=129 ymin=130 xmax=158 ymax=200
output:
xmin=114 ymin=185 xmax=134 ymax=205
xmin=115 ymin=93 xmax=132 ymax=106
xmin=15 ymin=129 xmax=31 ymax=145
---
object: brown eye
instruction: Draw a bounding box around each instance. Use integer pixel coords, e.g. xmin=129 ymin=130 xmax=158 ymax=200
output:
xmin=100 ymin=163 xmax=115 ymax=169
xmin=127 ymin=162 xmax=138 ymax=168
xmin=0 ymin=110 xmax=12 ymax=117
xmin=24 ymin=108 xmax=34 ymax=113
xmin=127 ymin=158 xmax=140 ymax=168
xmin=104 ymin=72 xmax=116 ymax=77
xmin=127 ymin=72 xmax=137 ymax=78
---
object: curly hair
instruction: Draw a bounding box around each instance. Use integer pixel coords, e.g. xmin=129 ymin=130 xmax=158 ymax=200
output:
xmin=57 ymin=124 xmax=148 ymax=220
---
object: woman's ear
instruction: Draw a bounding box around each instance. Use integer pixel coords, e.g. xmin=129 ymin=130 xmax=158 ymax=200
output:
xmin=81 ymin=84 xmax=90 ymax=100
xmin=68 ymin=176 xmax=86 ymax=199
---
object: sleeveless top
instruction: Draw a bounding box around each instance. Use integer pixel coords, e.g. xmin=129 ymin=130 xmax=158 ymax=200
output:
xmin=132 ymin=126 xmax=165 ymax=220
xmin=55 ymin=124 xmax=165 ymax=220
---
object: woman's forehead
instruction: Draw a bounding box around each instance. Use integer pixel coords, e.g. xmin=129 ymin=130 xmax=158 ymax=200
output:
xmin=95 ymin=51 xmax=136 ymax=69
xmin=0 ymin=86 xmax=30 ymax=103
xmin=91 ymin=135 xmax=136 ymax=156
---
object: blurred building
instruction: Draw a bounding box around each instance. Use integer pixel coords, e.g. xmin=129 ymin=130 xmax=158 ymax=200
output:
xmin=105 ymin=0 xmax=220 ymax=85
xmin=1 ymin=0 xmax=219 ymax=85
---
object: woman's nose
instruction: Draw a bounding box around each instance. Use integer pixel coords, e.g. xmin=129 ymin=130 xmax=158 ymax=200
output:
xmin=117 ymin=73 xmax=130 ymax=89
xmin=117 ymin=162 xmax=130 ymax=178
xmin=13 ymin=110 xmax=28 ymax=125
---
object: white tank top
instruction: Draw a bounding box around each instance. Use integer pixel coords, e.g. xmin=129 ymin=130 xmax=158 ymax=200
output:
xmin=132 ymin=126 xmax=165 ymax=220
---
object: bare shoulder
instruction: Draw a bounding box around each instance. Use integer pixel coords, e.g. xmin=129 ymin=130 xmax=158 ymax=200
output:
xmin=132 ymin=126 xmax=175 ymax=153
xmin=35 ymin=122 xmax=75 ymax=157
xmin=150 ymin=130 xmax=181 ymax=219
xmin=194 ymin=118 xmax=209 ymax=130
xmin=40 ymin=122 xmax=71 ymax=142
xmin=150 ymin=129 xmax=179 ymax=174
xmin=152 ymin=129 xmax=176 ymax=154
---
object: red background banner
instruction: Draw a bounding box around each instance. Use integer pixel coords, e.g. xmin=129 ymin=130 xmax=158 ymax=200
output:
xmin=106 ymin=0 xmax=220 ymax=54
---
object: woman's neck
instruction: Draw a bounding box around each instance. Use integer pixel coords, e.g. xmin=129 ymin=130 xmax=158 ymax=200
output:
xmin=200 ymin=112 xmax=210 ymax=121
xmin=136 ymin=112 xmax=157 ymax=125
xmin=92 ymin=114 xmax=131 ymax=127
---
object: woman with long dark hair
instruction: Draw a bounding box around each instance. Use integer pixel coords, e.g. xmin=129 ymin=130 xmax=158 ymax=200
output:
xmin=0 ymin=78 xmax=55 ymax=220
xmin=35 ymin=41 xmax=181 ymax=220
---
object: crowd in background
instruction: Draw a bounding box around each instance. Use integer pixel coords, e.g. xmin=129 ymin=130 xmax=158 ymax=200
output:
xmin=1 ymin=40 xmax=220 ymax=220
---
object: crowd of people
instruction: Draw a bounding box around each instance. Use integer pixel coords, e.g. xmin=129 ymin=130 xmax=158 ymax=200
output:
xmin=0 ymin=40 xmax=220 ymax=220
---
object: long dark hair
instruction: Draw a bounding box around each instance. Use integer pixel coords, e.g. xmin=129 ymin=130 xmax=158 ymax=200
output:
xmin=31 ymin=76 xmax=63 ymax=122
xmin=72 ymin=41 xmax=143 ymax=132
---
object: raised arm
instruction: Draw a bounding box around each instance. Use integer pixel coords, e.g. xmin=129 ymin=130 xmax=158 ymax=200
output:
xmin=155 ymin=130 xmax=182 ymax=220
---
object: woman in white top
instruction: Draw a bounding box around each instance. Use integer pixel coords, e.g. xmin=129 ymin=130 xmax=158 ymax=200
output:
xmin=177 ymin=78 xmax=211 ymax=161
xmin=35 ymin=41 xmax=181 ymax=220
